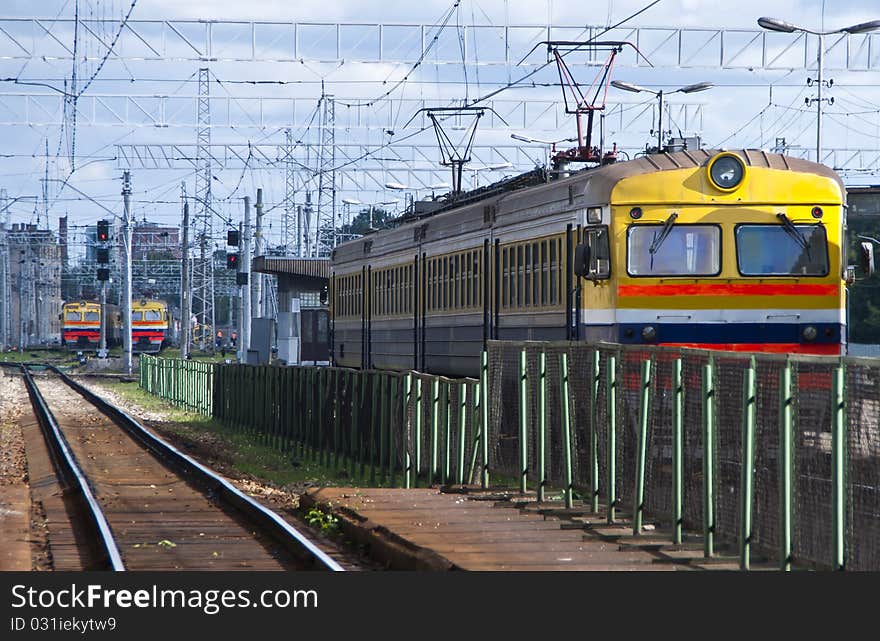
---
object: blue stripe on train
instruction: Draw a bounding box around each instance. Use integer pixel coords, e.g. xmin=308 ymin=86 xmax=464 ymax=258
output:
xmin=616 ymin=322 xmax=841 ymax=345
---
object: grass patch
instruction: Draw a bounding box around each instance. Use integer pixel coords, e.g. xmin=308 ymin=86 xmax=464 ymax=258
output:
xmin=0 ymin=349 xmax=74 ymax=363
xmin=157 ymin=348 xmax=232 ymax=363
xmin=94 ymin=379 xmax=366 ymax=489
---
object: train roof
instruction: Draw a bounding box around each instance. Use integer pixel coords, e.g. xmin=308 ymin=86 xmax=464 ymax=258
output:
xmin=331 ymin=149 xmax=844 ymax=269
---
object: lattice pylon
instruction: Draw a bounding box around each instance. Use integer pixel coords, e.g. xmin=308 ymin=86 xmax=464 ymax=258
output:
xmin=283 ymin=128 xmax=296 ymax=255
xmin=192 ymin=67 xmax=215 ymax=350
xmin=314 ymin=94 xmax=336 ymax=257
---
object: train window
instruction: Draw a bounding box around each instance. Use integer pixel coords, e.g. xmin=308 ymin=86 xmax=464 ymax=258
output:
xmin=533 ymin=242 xmax=541 ymax=306
xmin=516 ymin=245 xmax=523 ymax=308
xmin=541 ymin=241 xmax=548 ymax=306
xmin=465 ymin=253 xmax=471 ymax=308
xmin=627 ymin=224 xmax=719 ymax=277
xmin=131 ymin=311 xmax=143 ymax=321
xmin=85 ymin=311 xmax=99 ymax=321
xmin=736 ymin=224 xmax=829 ymax=277
xmin=549 ymin=240 xmax=557 ymax=305
xmin=65 ymin=311 xmax=81 ymax=321
xmin=442 ymin=257 xmax=449 ymax=310
xmin=144 ymin=310 xmax=162 ymax=321
xmin=451 ymin=255 xmax=458 ymax=310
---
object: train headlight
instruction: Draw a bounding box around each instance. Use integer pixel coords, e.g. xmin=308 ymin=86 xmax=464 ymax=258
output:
xmin=802 ymin=325 xmax=818 ymax=341
xmin=641 ymin=325 xmax=657 ymax=342
xmin=587 ymin=207 xmax=603 ymax=224
xmin=708 ymin=153 xmax=746 ymax=191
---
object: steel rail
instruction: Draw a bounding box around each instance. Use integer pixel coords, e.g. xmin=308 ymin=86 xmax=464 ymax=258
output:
xmin=47 ymin=365 xmax=345 ymax=572
xmin=21 ymin=364 xmax=126 ymax=571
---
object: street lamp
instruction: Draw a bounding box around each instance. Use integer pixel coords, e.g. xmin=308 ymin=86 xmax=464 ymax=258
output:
xmin=610 ymin=80 xmax=713 ymax=152
xmin=758 ymin=16 xmax=880 ymax=163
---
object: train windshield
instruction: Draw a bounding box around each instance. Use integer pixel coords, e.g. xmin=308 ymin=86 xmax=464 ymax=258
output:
xmin=64 ymin=311 xmax=81 ymax=321
xmin=627 ymin=225 xmax=720 ymax=276
xmin=143 ymin=310 xmax=162 ymax=321
xmin=84 ymin=311 xmax=99 ymax=321
xmin=736 ymin=224 xmax=829 ymax=276
xmin=131 ymin=311 xmax=143 ymax=321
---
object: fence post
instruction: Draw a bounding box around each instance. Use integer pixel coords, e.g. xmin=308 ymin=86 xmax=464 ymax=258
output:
xmin=404 ymin=374 xmax=413 ymax=488
xmin=380 ymin=374 xmax=389 ymax=486
xmin=480 ymin=349 xmax=489 ymax=488
xmin=560 ymin=352 xmax=574 ymax=509
xmin=389 ymin=376 xmax=398 ymax=487
xmin=739 ymin=357 xmax=756 ymax=571
xmin=607 ymin=354 xmax=617 ymax=524
xmin=538 ymin=350 xmax=547 ymax=503
xmin=443 ymin=381 xmax=451 ymax=486
xmin=333 ymin=370 xmax=341 ymax=469
xmin=414 ymin=377 xmax=423 ymax=487
xmin=777 ymin=361 xmax=793 ymax=571
xmin=832 ymin=365 xmax=846 ymax=571
xmin=590 ymin=349 xmax=600 ymax=513
xmin=672 ymin=358 xmax=684 ymax=545
xmin=370 ymin=374 xmax=378 ymax=485
xmin=702 ymin=360 xmax=715 ymax=558
xmin=458 ymin=382 xmax=467 ymax=486
xmin=350 ymin=371 xmax=360 ymax=479
xmin=519 ymin=349 xmax=529 ymax=495
xmin=633 ymin=358 xmax=652 ymax=535
xmin=429 ymin=378 xmax=439 ymax=486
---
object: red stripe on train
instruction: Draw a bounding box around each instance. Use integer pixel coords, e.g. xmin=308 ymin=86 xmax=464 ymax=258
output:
xmin=618 ymin=283 xmax=839 ymax=297
xmin=666 ymin=342 xmax=841 ymax=355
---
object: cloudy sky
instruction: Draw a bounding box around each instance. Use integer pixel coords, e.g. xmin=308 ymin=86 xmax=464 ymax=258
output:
xmin=1 ymin=0 xmax=879 ymax=253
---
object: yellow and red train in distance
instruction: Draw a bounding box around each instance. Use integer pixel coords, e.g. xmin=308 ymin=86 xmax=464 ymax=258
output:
xmin=131 ymin=299 xmax=170 ymax=353
xmin=61 ymin=300 xmax=119 ymax=350
xmin=61 ymin=299 xmax=170 ymax=353
xmin=331 ymin=149 xmax=856 ymax=377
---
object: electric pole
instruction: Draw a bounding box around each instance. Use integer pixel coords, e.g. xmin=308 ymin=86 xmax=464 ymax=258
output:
xmin=239 ymin=196 xmax=251 ymax=362
xmin=252 ymin=188 xmax=263 ymax=318
xmin=180 ymin=196 xmax=191 ymax=359
xmin=122 ymin=171 xmax=133 ymax=375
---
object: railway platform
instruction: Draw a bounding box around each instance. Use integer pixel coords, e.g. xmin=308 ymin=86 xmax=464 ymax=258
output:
xmin=302 ymin=486 xmax=764 ymax=571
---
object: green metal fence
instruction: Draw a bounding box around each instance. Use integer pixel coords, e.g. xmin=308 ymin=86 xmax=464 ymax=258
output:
xmin=139 ymin=343 xmax=880 ymax=570
xmin=138 ymin=355 xmax=215 ymax=416
xmin=486 ymin=340 xmax=880 ymax=571
xmin=210 ymin=364 xmax=483 ymax=489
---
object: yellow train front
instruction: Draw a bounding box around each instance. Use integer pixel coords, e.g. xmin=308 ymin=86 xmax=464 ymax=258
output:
xmin=585 ymin=150 xmax=845 ymax=355
xmin=62 ymin=300 xmax=120 ymax=351
xmin=330 ymin=149 xmax=847 ymax=377
xmin=131 ymin=299 xmax=170 ymax=353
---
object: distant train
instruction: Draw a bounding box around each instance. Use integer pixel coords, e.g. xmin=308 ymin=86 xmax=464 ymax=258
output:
xmin=331 ymin=149 xmax=857 ymax=377
xmin=61 ymin=300 xmax=120 ymax=350
xmin=131 ymin=299 xmax=170 ymax=353
xmin=62 ymin=299 xmax=171 ymax=353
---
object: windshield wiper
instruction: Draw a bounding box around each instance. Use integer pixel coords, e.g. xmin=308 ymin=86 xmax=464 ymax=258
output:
xmin=649 ymin=212 xmax=678 ymax=255
xmin=776 ymin=213 xmax=811 ymax=258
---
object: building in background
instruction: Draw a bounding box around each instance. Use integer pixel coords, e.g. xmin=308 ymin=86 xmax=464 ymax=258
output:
xmin=3 ymin=223 xmax=63 ymax=349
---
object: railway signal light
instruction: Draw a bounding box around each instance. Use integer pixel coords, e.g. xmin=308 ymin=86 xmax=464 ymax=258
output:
xmin=96 ymin=247 xmax=110 ymax=264
xmin=227 ymin=230 xmax=240 ymax=246
xmin=97 ymin=267 xmax=110 ymax=281
xmin=226 ymin=252 xmax=239 ymax=269
xmin=97 ymin=219 xmax=110 ymax=242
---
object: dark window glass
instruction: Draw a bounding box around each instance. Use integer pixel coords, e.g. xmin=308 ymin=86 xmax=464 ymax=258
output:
xmin=736 ymin=224 xmax=829 ymax=276
xmin=627 ymin=225 xmax=720 ymax=276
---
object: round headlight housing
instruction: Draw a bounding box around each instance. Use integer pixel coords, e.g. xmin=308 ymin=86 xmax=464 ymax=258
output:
xmin=708 ymin=153 xmax=746 ymax=191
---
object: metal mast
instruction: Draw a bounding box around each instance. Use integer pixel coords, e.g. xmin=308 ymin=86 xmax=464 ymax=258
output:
xmin=283 ymin=127 xmax=296 ymax=255
xmin=0 ymin=188 xmax=7 ymax=350
xmin=315 ymin=93 xmax=336 ymax=256
xmin=180 ymin=182 xmax=192 ymax=360
xmin=193 ymin=68 xmax=215 ymax=350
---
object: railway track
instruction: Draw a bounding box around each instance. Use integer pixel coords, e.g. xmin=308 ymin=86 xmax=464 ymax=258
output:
xmin=19 ymin=364 xmax=345 ymax=572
